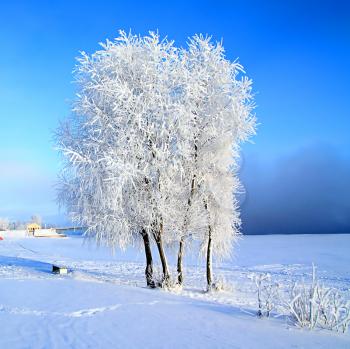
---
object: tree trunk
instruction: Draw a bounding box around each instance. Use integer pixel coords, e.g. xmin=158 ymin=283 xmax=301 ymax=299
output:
xmin=204 ymin=200 xmax=213 ymax=290
xmin=206 ymin=224 xmax=213 ymax=290
xmin=141 ymin=230 xmax=155 ymax=288
xmin=177 ymin=166 xmax=197 ymax=286
xmin=154 ymin=230 xmax=170 ymax=286
xmin=177 ymin=237 xmax=185 ymax=285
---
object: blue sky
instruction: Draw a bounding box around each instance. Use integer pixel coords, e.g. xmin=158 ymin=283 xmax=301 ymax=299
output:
xmin=0 ymin=1 xmax=349 ymax=232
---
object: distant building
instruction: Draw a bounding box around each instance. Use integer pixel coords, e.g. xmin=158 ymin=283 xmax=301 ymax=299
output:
xmin=27 ymin=223 xmax=41 ymax=234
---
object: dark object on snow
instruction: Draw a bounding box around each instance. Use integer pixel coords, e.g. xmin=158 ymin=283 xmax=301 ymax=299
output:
xmin=52 ymin=265 xmax=68 ymax=275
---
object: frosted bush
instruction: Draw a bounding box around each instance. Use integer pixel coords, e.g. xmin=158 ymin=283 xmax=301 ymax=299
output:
xmin=250 ymin=266 xmax=350 ymax=333
xmin=317 ymin=286 xmax=350 ymax=333
xmin=253 ymin=273 xmax=280 ymax=318
xmin=0 ymin=218 xmax=9 ymax=231
xmin=287 ymin=265 xmax=350 ymax=333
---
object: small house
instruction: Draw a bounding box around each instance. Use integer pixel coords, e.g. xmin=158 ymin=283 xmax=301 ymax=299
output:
xmin=27 ymin=223 xmax=41 ymax=235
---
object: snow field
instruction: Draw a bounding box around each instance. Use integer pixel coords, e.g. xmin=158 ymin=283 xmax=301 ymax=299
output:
xmin=0 ymin=234 xmax=349 ymax=349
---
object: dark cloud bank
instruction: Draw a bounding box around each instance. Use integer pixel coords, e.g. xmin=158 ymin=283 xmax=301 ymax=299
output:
xmin=240 ymin=144 xmax=350 ymax=235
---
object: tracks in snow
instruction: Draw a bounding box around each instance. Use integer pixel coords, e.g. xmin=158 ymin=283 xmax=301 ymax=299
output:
xmin=0 ymin=300 xmax=178 ymax=319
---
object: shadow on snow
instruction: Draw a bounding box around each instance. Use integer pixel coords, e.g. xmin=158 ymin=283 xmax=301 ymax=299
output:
xmin=0 ymin=255 xmax=53 ymax=274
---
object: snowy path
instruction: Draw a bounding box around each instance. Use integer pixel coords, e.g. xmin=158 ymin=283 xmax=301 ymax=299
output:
xmin=0 ymin=235 xmax=349 ymax=348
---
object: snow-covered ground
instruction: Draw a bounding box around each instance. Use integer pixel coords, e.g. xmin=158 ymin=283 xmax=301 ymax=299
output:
xmin=1 ymin=234 xmax=349 ymax=349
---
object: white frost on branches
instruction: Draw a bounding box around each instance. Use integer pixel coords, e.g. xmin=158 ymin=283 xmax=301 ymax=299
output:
xmin=57 ymin=32 xmax=185 ymax=250
xmin=254 ymin=273 xmax=280 ymax=318
xmin=56 ymin=30 xmax=256 ymax=286
xmin=0 ymin=218 xmax=9 ymax=231
xmin=253 ymin=266 xmax=350 ymax=334
xmin=181 ymin=35 xmax=255 ymax=260
xmin=287 ymin=265 xmax=350 ymax=332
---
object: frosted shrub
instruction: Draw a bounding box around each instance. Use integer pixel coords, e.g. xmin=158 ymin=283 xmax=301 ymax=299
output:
xmin=288 ymin=270 xmax=320 ymax=329
xmin=251 ymin=267 xmax=350 ymax=333
xmin=0 ymin=218 xmax=9 ymax=231
xmin=317 ymin=286 xmax=350 ymax=333
xmin=254 ymin=273 xmax=280 ymax=318
xmin=287 ymin=266 xmax=350 ymax=333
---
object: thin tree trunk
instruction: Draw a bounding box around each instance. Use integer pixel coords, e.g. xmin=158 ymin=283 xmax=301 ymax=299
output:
xmin=141 ymin=230 xmax=155 ymax=288
xmin=177 ymin=237 xmax=185 ymax=285
xmin=154 ymin=228 xmax=170 ymax=286
xmin=177 ymin=111 xmax=199 ymax=286
xmin=177 ymin=165 xmax=197 ymax=285
xmin=204 ymin=200 xmax=213 ymax=290
xmin=206 ymin=224 xmax=213 ymax=290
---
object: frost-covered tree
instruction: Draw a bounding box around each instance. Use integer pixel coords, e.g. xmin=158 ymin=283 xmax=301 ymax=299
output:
xmin=56 ymin=31 xmax=187 ymax=287
xmin=31 ymin=214 xmax=42 ymax=226
xmin=57 ymin=31 xmax=256 ymax=289
xmin=0 ymin=218 xmax=9 ymax=231
xmin=174 ymin=36 xmax=256 ymax=288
